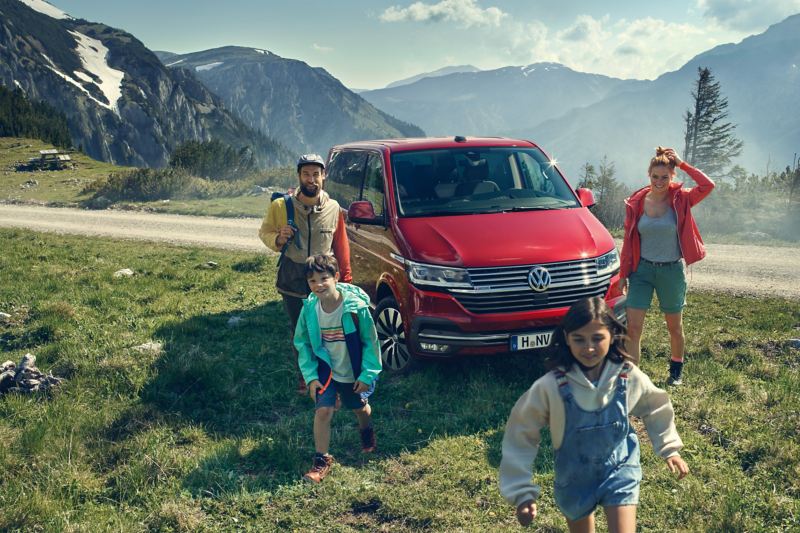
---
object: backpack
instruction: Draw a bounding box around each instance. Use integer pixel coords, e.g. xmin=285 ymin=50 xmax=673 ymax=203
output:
xmin=271 ymin=192 xmax=296 ymax=265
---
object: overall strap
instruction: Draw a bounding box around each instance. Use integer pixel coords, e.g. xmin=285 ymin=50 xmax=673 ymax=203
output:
xmin=553 ymin=368 xmax=573 ymax=402
xmin=616 ymin=361 xmax=632 ymax=392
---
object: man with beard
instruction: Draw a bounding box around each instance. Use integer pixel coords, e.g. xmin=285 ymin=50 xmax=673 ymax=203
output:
xmin=259 ymin=154 xmax=352 ymax=393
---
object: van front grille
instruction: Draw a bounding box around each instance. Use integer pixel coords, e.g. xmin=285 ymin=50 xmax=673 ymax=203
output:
xmin=452 ymin=258 xmax=612 ymax=314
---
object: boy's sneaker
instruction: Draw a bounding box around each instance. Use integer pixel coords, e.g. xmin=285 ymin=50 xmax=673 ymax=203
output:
xmin=360 ymin=426 xmax=376 ymax=453
xmin=303 ymin=453 xmax=334 ymax=483
xmin=667 ymin=360 xmax=684 ymax=386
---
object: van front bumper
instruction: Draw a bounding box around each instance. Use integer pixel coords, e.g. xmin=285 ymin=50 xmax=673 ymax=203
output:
xmin=408 ymin=294 xmax=627 ymax=356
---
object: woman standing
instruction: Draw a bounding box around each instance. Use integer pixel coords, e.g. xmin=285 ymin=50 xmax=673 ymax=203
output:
xmin=620 ymin=147 xmax=715 ymax=385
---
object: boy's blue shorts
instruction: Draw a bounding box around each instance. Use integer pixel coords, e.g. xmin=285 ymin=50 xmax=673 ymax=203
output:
xmin=626 ymin=259 xmax=686 ymax=314
xmin=315 ymin=379 xmax=372 ymax=410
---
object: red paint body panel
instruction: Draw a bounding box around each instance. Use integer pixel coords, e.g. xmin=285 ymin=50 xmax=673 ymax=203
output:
xmin=330 ymin=137 xmax=625 ymax=360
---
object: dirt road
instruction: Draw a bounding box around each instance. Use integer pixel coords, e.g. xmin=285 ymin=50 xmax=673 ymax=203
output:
xmin=1 ymin=204 xmax=798 ymax=299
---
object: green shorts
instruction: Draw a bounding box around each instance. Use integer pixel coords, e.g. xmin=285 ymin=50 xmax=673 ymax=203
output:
xmin=626 ymin=259 xmax=686 ymax=314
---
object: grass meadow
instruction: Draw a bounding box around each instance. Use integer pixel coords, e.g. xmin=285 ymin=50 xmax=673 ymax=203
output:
xmin=0 ymin=228 xmax=798 ymax=532
xmin=0 ymin=138 xmax=289 ymax=218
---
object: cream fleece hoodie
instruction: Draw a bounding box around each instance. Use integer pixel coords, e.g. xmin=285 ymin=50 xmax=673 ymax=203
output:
xmin=499 ymin=360 xmax=683 ymax=508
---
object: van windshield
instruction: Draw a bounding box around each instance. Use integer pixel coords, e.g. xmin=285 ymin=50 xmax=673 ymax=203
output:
xmin=391 ymin=147 xmax=580 ymax=217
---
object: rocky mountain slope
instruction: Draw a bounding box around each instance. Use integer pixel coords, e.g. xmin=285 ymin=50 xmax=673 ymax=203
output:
xmin=0 ymin=0 xmax=291 ymax=167
xmin=515 ymin=14 xmax=800 ymax=182
xmin=360 ymin=63 xmax=630 ymax=139
xmin=158 ymin=47 xmax=424 ymax=155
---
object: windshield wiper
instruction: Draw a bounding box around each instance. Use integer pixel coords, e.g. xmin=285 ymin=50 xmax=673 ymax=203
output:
xmin=508 ymin=205 xmax=557 ymax=212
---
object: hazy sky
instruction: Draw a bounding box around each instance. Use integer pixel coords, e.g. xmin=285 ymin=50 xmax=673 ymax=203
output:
xmin=51 ymin=0 xmax=800 ymax=89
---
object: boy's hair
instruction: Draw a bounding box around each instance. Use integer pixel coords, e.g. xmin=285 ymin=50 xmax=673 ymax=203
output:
xmin=304 ymin=254 xmax=339 ymax=278
xmin=545 ymin=296 xmax=632 ymax=371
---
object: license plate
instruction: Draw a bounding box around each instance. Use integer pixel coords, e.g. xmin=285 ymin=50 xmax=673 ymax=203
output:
xmin=510 ymin=331 xmax=554 ymax=351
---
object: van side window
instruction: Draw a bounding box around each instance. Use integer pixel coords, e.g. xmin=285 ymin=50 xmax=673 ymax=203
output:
xmin=362 ymin=154 xmax=385 ymax=216
xmin=326 ymin=150 xmax=368 ymax=207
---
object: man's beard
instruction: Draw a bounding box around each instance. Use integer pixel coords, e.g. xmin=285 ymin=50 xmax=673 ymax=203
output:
xmin=300 ymin=184 xmax=319 ymax=198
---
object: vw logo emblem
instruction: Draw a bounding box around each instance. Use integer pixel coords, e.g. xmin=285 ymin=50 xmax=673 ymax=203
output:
xmin=528 ymin=266 xmax=551 ymax=292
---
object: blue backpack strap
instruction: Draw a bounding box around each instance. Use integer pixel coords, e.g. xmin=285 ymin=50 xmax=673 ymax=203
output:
xmin=283 ymin=193 xmax=295 ymax=228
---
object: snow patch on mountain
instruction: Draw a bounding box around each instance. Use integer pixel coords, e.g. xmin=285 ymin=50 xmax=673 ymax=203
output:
xmin=196 ymin=62 xmax=223 ymax=72
xmin=39 ymin=31 xmax=124 ymax=115
xmin=69 ymin=31 xmax=124 ymax=113
xmin=18 ymin=0 xmax=71 ymax=19
xmin=166 ymin=59 xmax=185 ymax=67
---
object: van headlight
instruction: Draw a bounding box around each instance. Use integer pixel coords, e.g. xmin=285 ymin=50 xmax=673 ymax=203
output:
xmin=596 ymin=249 xmax=620 ymax=276
xmin=406 ymin=259 xmax=473 ymax=289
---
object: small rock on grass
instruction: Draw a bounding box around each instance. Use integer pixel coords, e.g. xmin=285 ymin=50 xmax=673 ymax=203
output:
xmin=133 ymin=341 xmax=163 ymax=354
xmin=114 ymin=268 xmax=135 ymax=278
xmin=0 ymin=353 xmax=64 ymax=395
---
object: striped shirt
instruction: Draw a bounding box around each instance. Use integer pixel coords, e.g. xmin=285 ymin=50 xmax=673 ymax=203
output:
xmin=316 ymin=300 xmax=355 ymax=382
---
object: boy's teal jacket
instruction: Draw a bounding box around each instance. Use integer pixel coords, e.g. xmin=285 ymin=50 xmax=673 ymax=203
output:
xmin=294 ymin=282 xmax=382 ymax=388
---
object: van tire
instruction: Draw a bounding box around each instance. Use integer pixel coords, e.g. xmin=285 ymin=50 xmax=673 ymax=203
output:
xmin=374 ymin=297 xmax=414 ymax=372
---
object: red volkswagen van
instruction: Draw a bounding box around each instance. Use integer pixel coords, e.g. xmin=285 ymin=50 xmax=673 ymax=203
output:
xmin=323 ymin=136 xmax=625 ymax=371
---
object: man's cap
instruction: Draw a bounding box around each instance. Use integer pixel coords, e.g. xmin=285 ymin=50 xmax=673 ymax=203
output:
xmin=297 ymin=153 xmax=325 ymax=171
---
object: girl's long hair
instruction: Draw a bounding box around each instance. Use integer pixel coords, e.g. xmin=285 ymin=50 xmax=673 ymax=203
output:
xmin=545 ymin=296 xmax=633 ymax=371
xmin=648 ymin=146 xmax=677 ymax=175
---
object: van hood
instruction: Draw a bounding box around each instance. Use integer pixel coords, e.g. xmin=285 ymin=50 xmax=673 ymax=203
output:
xmin=394 ymin=208 xmax=615 ymax=267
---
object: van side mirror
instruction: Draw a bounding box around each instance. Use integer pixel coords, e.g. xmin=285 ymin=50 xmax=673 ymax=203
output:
xmin=576 ymin=188 xmax=596 ymax=208
xmin=348 ymin=200 xmax=385 ymax=225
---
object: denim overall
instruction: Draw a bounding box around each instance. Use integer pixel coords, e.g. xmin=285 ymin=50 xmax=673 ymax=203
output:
xmin=553 ymin=362 xmax=642 ymax=521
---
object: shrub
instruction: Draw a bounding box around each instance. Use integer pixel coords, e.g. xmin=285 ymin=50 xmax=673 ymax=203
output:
xmin=169 ymin=140 xmax=256 ymax=181
xmin=85 ymin=168 xmax=252 ymax=202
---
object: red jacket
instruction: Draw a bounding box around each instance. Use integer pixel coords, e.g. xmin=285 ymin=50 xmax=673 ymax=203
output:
xmin=620 ymin=162 xmax=715 ymax=278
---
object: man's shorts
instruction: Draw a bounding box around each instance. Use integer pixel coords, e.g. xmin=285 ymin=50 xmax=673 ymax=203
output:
xmin=315 ymin=379 xmax=369 ymax=410
xmin=626 ymin=259 xmax=686 ymax=314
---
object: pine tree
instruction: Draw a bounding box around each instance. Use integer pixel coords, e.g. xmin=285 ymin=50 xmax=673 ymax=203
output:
xmin=683 ymin=67 xmax=743 ymax=178
xmin=579 ymin=156 xmax=629 ymax=230
xmin=577 ymin=162 xmax=597 ymax=189
xmin=0 ymin=86 xmax=72 ymax=147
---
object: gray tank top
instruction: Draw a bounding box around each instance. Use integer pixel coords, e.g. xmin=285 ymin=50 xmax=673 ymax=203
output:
xmin=638 ymin=209 xmax=681 ymax=262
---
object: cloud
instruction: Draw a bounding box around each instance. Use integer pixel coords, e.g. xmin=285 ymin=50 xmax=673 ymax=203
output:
xmin=487 ymin=14 xmax=734 ymax=81
xmin=614 ymin=44 xmax=640 ymax=56
xmin=697 ymin=0 xmax=800 ymax=31
xmin=381 ymin=0 xmax=506 ymax=28
xmin=312 ymin=43 xmax=333 ymax=53
xmin=559 ymin=16 xmax=600 ymax=42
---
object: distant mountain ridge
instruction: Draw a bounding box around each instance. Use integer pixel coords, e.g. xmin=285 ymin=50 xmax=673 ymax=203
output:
xmin=385 ymin=65 xmax=481 ymax=89
xmin=515 ymin=13 xmax=800 ymax=182
xmin=0 ymin=0 xmax=291 ymax=167
xmin=159 ymin=47 xmax=425 ymax=156
xmin=361 ymin=63 xmax=630 ymax=140
xmin=361 ymin=15 xmax=800 ymax=183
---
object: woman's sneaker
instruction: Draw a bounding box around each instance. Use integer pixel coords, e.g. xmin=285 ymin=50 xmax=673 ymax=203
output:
xmin=303 ymin=453 xmax=334 ymax=483
xmin=667 ymin=360 xmax=684 ymax=386
xmin=360 ymin=426 xmax=376 ymax=453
